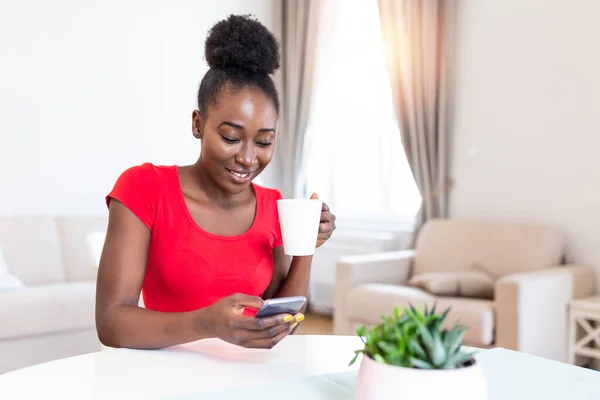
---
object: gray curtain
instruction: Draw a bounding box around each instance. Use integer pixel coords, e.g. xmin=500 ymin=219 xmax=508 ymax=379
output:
xmin=378 ymin=0 xmax=455 ymax=230
xmin=265 ymin=0 xmax=320 ymax=199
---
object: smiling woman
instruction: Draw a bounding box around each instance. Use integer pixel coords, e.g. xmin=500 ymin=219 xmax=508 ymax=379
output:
xmin=191 ymin=88 xmax=278 ymax=194
xmin=94 ymin=15 xmax=337 ymax=352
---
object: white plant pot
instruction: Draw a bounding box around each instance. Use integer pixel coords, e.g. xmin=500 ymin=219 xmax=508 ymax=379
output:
xmin=354 ymin=354 xmax=488 ymax=400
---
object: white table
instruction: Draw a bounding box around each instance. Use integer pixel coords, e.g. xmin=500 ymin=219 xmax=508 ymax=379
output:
xmin=2 ymin=334 xmax=600 ymax=399
xmin=0 ymin=335 xmax=363 ymax=400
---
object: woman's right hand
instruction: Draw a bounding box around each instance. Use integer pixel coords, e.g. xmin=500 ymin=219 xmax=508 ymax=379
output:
xmin=200 ymin=293 xmax=297 ymax=349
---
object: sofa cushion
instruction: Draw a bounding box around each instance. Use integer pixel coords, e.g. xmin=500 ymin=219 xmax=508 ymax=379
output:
xmin=0 ymin=216 xmax=65 ymax=285
xmin=345 ymin=284 xmax=495 ymax=346
xmin=0 ymin=245 xmax=25 ymax=291
xmin=413 ymin=219 xmax=564 ymax=278
xmin=54 ymin=216 xmax=107 ymax=281
xmin=408 ymin=269 xmax=495 ymax=299
xmin=0 ymin=282 xmax=96 ymax=340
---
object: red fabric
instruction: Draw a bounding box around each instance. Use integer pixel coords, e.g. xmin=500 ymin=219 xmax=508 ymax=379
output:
xmin=106 ymin=163 xmax=284 ymax=314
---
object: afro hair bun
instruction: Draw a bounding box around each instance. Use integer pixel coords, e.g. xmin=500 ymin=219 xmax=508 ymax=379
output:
xmin=205 ymin=14 xmax=280 ymax=75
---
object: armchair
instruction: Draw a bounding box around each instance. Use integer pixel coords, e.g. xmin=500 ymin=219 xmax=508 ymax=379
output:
xmin=333 ymin=219 xmax=596 ymax=363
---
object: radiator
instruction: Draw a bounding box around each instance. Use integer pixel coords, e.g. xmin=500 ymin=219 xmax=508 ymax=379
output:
xmin=307 ymin=228 xmax=411 ymax=315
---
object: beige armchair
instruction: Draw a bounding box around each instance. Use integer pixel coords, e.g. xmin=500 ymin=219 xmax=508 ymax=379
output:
xmin=334 ymin=219 xmax=596 ymax=363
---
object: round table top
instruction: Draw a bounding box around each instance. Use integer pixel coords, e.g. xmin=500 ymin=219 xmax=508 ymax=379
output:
xmin=0 ymin=334 xmax=363 ymax=400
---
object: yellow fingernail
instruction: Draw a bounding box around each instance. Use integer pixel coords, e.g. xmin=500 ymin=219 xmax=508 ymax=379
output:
xmin=295 ymin=314 xmax=305 ymax=322
xmin=292 ymin=322 xmax=298 ymax=329
xmin=283 ymin=315 xmax=293 ymax=322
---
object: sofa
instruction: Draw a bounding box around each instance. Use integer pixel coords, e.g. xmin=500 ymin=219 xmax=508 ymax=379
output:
xmin=333 ymin=219 xmax=597 ymax=363
xmin=0 ymin=215 xmax=107 ymax=373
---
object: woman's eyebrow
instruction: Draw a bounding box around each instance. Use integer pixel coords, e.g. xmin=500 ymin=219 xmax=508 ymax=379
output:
xmin=218 ymin=121 xmax=244 ymax=130
xmin=219 ymin=121 xmax=275 ymax=134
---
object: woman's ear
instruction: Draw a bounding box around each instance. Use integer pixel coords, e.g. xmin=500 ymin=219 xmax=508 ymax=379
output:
xmin=192 ymin=110 xmax=204 ymax=139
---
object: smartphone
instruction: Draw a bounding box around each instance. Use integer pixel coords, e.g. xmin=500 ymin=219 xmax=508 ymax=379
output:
xmin=255 ymin=296 xmax=307 ymax=318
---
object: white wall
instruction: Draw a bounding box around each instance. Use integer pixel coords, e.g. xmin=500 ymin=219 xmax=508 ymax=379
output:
xmin=0 ymin=0 xmax=277 ymax=215
xmin=450 ymin=0 xmax=600 ymax=282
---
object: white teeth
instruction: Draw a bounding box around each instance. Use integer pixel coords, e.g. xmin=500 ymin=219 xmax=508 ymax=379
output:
xmin=229 ymin=170 xmax=249 ymax=179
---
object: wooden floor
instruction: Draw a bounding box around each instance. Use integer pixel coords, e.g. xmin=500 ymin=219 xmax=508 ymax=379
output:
xmin=295 ymin=311 xmax=333 ymax=335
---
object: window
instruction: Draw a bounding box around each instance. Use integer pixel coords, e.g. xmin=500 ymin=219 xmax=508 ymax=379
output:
xmin=303 ymin=0 xmax=421 ymax=227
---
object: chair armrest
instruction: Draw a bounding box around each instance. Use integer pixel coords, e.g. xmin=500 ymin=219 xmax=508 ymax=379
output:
xmin=333 ymin=250 xmax=415 ymax=334
xmin=336 ymin=250 xmax=415 ymax=288
xmin=495 ymin=264 xmax=596 ymax=362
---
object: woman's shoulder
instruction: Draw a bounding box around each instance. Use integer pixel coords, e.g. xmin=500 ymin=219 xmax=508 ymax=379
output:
xmin=107 ymin=163 xmax=177 ymax=228
xmin=115 ymin=163 xmax=176 ymax=186
xmin=107 ymin=163 xmax=176 ymax=205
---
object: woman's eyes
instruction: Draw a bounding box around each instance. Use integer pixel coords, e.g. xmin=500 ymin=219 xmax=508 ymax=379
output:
xmin=220 ymin=135 xmax=238 ymax=144
xmin=220 ymin=135 xmax=271 ymax=147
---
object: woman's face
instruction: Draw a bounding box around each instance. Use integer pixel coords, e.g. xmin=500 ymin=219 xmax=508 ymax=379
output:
xmin=192 ymin=87 xmax=278 ymax=194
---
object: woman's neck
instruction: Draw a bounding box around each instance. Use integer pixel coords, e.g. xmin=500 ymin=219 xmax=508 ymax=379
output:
xmin=185 ymin=161 xmax=252 ymax=208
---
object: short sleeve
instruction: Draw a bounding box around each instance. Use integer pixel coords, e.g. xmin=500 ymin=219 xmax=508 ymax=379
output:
xmin=106 ymin=163 xmax=158 ymax=230
xmin=272 ymin=189 xmax=285 ymax=248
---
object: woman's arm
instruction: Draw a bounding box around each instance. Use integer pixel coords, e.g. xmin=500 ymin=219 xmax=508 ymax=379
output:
xmin=261 ymin=248 xmax=311 ymax=333
xmin=95 ymin=200 xmax=215 ymax=349
xmin=263 ymin=248 xmax=312 ymax=313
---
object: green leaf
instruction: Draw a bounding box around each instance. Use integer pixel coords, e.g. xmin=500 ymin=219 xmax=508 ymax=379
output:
xmin=394 ymin=324 xmax=403 ymax=341
xmin=443 ymin=326 xmax=461 ymax=352
xmin=408 ymin=302 xmax=418 ymax=317
xmin=374 ymin=354 xmax=387 ymax=364
xmin=443 ymin=351 xmax=474 ymax=369
xmin=385 ymin=351 xmax=406 ymax=367
xmin=440 ymin=306 xmax=451 ymax=323
xmin=356 ymin=325 xmax=367 ymax=338
xmin=410 ymin=357 xmax=435 ymax=369
xmin=416 ymin=320 xmax=435 ymax=351
xmin=399 ymin=339 xmax=407 ymax=355
xmin=448 ymin=326 xmax=467 ymax=356
xmin=406 ymin=307 xmax=420 ymax=324
xmin=430 ymin=330 xmax=447 ymax=367
xmin=349 ymin=349 xmax=363 ymax=366
xmin=431 ymin=307 xmax=450 ymax=332
xmin=377 ymin=341 xmax=397 ymax=354
xmin=398 ymin=313 xmax=409 ymax=325
xmin=408 ymin=340 xmax=428 ymax=360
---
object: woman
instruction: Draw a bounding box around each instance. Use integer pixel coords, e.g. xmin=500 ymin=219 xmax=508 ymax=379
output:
xmin=95 ymin=15 xmax=336 ymax=350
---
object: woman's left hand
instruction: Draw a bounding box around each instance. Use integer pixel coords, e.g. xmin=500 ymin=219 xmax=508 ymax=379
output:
xmin=311 ymin=193 xmax=336 ymax=248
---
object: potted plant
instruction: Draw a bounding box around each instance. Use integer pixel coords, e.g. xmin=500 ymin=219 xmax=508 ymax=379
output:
xmin=350 ymin=304 xmax=488 ymax=400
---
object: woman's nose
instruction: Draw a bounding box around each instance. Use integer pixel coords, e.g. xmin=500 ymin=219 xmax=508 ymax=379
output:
xmin=235 ymin=142 xmax=256 ymax=167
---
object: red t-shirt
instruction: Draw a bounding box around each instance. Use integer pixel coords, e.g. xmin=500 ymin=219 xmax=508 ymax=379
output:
xmin=106 ymin=163 xmax=284 ymax=313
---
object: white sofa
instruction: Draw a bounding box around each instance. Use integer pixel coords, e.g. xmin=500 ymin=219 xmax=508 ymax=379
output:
xmin=0 ymin=215 xmax=107 ymax=373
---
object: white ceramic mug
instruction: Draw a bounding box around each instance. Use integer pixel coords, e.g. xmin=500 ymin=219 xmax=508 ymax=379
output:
xmin=277 ymin=199 xmax=322 ymax=256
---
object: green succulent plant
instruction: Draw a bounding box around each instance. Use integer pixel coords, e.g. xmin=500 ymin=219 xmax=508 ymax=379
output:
xmin=349 ymin=303 xmax=475 ymax=369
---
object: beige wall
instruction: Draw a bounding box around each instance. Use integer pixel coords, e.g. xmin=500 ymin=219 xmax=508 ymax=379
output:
xmin=449 ymin=0 xmax=600 ymax=285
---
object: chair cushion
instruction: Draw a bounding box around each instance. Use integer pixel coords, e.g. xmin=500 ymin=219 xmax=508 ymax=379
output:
xmin=345 ymin=284 xmax=495 ymax=346
xmin=413 ymin=219 xmax=564 ymax=278
xmin=408 ymin=269 xmax=495 ymax=299
xmin=0 ymin=282 xmax=96 ymax=340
